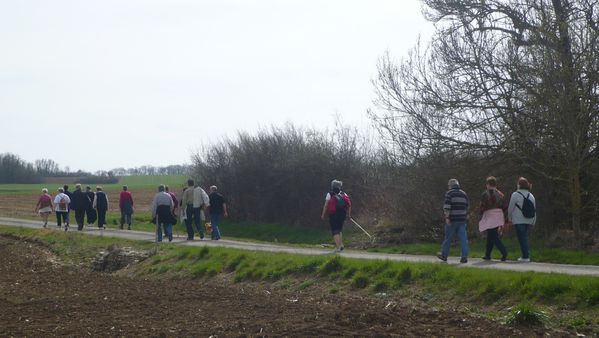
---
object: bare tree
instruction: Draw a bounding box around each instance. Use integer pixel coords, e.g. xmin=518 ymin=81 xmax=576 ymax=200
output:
xmin=370 ymin=0 xmax=599 ymax=236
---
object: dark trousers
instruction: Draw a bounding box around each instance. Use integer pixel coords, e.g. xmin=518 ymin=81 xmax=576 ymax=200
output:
xmin=75 ymin=209 xmax=86 ymax=230
xmin=485 ymin=227 xmax=507 ymax=258
xmin=56 ymin=211 xmax=68 ymax=226
xmin=86 ymin=208 xmax=97 ymax=224
xmin=97 ymin=208 xmax=107 ymax=227
xmin=185 ymin=204 xmax=204 ymax=239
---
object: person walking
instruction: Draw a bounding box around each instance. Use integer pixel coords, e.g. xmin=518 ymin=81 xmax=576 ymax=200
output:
xmin=93 ymin=186 xmax=109 ymax=229
xmin=208 ymin=185 xmax=228 ymax=240
xmin=85 ymin=186 xmax=97 ymax=225
xmin=437 ymin=178 xmax=470 ymax=263
xmin=193 ymin=183 xmax=210 ymax=239
xmin=54 ymin=187 xmax=71 ymax=231
xmin=35 ymin=188 xmax=54 ymax=228
xmin=181 ymin=180 xmax=196 ymax=240
xmin=508 ymin=177 xmax=537 ymax=262
xmin=119 ymin=185 xmax=134 ymax=230
xmin=151 ymin=184 xmax=175 ymax=242
xmin=321 ymin=179 xmax=351 ymax=253
xmin=71 ymin=184 xmax=90 ymax=231
xmin=478 ymin=176 xmax=508 ymax=261
xmin=165 ymin=186 xmax=178 ymax=237
xmin=62 ymin=184 xmax=73 ymax=227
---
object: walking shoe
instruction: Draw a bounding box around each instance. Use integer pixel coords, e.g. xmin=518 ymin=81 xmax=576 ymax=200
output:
xmin=501 ymin=255 xmax=507 ymax=262
xmin=339 ymin=246 xmax=344 ymax=252
xmin=517 ymin=257 xmax=530 ymax=262
xmin=482 ymin=256 xmax=491 ymax=261
xmin=436 ymin=254 xmax=447 ymax=262
xmin=64 ymin=225 xmax=69 ymax=232
xmin=460 ymin=257 xmax=468 ymax=264
xmin=128 ymin=226 xmax=131 ymax=230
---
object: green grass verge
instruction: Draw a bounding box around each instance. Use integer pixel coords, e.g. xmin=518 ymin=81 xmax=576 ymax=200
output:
xmin=1 ymin=224 xmax=598 ymax=332
xmin=368 ymin=237 xmax=599 ymax=266
xmin=97 ymin=213 xmax=332 ymax=245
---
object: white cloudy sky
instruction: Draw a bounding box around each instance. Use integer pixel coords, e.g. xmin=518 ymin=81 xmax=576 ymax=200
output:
xmin=0 ymin=0 xmax=434 ymax=172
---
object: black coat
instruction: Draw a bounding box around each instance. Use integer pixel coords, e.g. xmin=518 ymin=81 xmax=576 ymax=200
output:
xmin=71 ymin=190 xmax=90 ymax=211
xmin=95 ymin=191 xmax=108 ymax=210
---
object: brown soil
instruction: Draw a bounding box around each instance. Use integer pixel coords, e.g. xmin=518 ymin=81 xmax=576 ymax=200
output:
xmin=0 ymin=236 xmax=548 ymax=337
xmin=1 ymin=189 xmax=158 ymax=219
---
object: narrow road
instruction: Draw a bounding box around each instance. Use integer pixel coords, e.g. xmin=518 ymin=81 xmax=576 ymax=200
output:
xmin=2 ymin=217 xmax=598 ymax=277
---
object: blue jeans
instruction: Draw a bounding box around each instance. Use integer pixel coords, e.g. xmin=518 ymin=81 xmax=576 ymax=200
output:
xmin=185 ymin=204 xmax=204 ymax=239
xmin=157 ymin=222 xmax=172 ymax=242
xmin=210 ymin=214 xmax=221 ymax=239
xmin=515 ymin=224 xmax=530 ymax=259
xmin=440 ymin=222 xmax=469 ymax=258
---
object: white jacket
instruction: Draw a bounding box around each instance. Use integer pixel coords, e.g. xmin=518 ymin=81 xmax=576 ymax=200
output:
xmin=53 ymin=193 xmax=71 ymax=212
xmin=193 ymin=187 xmax=210 ymax=208
xmin=508 ymin=189 xmax=536 ymax=225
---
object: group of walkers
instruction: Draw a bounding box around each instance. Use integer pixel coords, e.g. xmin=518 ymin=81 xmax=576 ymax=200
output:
xmin=35 ymin=184 xmax=109 ymax=231
xmin=34 ymin=176 xmax=535 ymax=260
xmin=438 ymin=176 xmax=537 ymax=263
xmin=34 ymin=180 xmax=229 ymax=244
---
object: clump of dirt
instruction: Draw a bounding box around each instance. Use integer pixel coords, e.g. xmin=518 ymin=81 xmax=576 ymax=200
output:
xmin=90 ymin=245 xmax=153 ymax=272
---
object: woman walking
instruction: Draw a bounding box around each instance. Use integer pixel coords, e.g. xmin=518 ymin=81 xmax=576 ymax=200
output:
xmin=508 ymin=177 xmax=537 ymax=262
xmin=93 ymin=186 xmax=109 ymax=229
xmin=478 ymin=176 xmax=508 ymax=261
xmin=35 ymin=188 xmax=54 ymax=228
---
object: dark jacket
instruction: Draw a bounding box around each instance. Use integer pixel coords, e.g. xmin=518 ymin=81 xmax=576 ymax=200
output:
xmin=95 ymin=191 xmax=108 ymax=210
xmin=155 ymin=205 xmax=176 ymax=224
xmin=71 ymin=189 xmax=90 ymax=211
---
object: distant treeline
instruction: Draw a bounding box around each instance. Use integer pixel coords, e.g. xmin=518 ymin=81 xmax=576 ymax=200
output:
xmin=0 ymin=153 xmax=190 ymax=184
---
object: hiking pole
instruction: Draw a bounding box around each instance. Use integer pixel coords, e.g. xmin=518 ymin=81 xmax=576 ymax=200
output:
xmin=350 ymin=218 xmax=373 ymax=239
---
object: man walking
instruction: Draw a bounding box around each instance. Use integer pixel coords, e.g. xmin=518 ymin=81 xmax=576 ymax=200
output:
xmin=119 ymin=185 xmax=134 ymax=230
xmin=71 ymin=184 xmax=90 ymax=231
xmin=208 ymin=185 xmax=228 ymax=240
xmin=151 ymin=185 xmax=175 ymax=242
xmin=181 ymin=179 xmax=196 ymax=240
xmin=437 ymin=178 xmax=470 ymax=263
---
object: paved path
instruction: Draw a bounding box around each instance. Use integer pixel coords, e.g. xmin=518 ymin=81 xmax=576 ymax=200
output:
xmin=2 ymin=217 xmax=599 ymax=277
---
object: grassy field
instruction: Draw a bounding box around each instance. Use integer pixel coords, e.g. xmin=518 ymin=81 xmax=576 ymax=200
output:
xmin=1 ymin=225 xmax=598 ymax=333
xmin=0 ymin=175 xmax=189 ymax=195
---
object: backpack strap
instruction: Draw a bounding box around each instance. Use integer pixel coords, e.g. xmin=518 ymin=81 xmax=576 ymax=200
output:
xmin=515 ymin=191 xmax=530 ymax=211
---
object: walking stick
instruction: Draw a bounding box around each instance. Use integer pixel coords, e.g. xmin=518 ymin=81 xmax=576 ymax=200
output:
xmin=350 ymin=218 xmax=373 ymax=239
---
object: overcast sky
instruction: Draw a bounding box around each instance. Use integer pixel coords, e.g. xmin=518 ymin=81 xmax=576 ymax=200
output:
xmin=0 ymin=0 xmax=434 ymax=172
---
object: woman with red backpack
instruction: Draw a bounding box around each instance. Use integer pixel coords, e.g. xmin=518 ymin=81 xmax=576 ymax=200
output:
xmin=321 ymin=179 xmax=351 ymax=253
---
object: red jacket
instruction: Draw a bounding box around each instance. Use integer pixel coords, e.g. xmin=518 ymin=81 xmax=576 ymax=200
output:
xmin=119 ymin=191 xmax=134 ymax=210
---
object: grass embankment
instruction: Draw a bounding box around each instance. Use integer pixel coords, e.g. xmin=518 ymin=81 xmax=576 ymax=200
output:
xmin=369 ymin=237 xmax=599 ymax=266
xmin=1 ymin=225 xmax=598 ymax=332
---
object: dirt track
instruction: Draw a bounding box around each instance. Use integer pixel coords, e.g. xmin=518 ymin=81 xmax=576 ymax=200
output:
xmin=0 ymin=235 xmax=543 ymax=337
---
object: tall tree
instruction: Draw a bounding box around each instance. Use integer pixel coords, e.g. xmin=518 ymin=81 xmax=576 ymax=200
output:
xmin=370 ymin=0 xmax=599 ymax=236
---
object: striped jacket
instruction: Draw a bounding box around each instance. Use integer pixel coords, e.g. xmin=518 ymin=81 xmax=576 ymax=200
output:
xmin=443 ymin=186 xmax=469 ymax=223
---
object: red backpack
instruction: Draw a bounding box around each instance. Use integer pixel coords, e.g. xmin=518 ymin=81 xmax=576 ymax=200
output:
xmin=327 ymin=192 xmax=351 ymax=214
